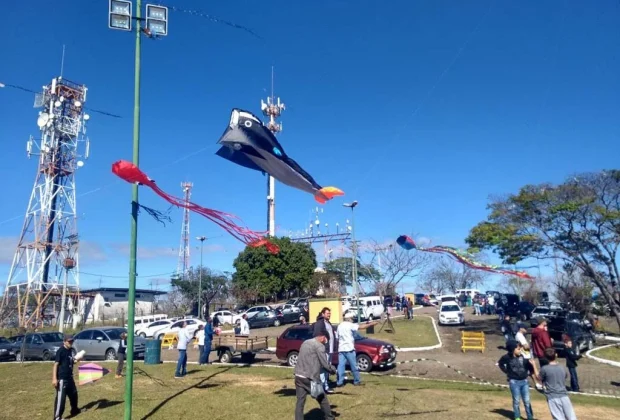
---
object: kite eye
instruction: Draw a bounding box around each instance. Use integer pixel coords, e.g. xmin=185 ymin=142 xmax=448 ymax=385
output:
xmin=273 ymin=147 xmax=282 ymax=156
xmin=244 ymin=120 xmax=252 ymax=128
xmin=233 ymin=143 xmax=242 ymax=150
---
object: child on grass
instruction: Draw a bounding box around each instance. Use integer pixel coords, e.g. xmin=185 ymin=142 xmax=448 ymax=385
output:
xmin=564 ymin=338 xmax=581 ymax=392
xmin=540 ymin=347 xmax=577 ymax=420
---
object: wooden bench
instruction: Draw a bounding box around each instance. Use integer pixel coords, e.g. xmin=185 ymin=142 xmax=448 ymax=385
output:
xmin=461 ymin=331 xmax=485 ymax=353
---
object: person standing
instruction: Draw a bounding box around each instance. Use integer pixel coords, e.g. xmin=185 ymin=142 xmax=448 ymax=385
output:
xmin=313 ymin=307 xmax=336 ymax=394
xmin=531 ymin=319 xmax=553 ymax=369
xmin=52 ymin=334 xmax=80 ymax=420
xmin=402 ymin=298 xmax=409 ymax=319
xmin=294 ymin=330 xmax=337 ymax=420
xmin=497 ymin=340 xmax=536 ymax=420
xmin=336 ymin=313 xmax=361 ymax=387
xmin=407 ymin=298 xmax=414 ymax=320
xmin=201 ymin=317 xmax=214 ymax=365
xmin=116 ymin=331 xmax=127 ymax=378
xmin=540 ymin=348 xmax=577 ymax=420
xmin=196 ymin=325 xmax=206 ymax=365
xmin=174 ymin=321 xmax=192 ymax=378
xmin=514 ymin=323 xmax=542 ymax=390
xmin=238 ymin=314 xmax=250 ymax=336
xmin=501 ymin=314 xmax=515 ymax=343
xmin=564 ymin=339 xmax=581 ymax=392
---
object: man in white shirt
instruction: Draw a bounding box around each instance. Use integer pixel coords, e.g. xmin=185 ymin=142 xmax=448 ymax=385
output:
xmin=238 ymin=314 xmax=250 ymax=336
xmin=175 ymin=321 xmax=193 ymax=378
xmin=336 ymin=313 xmax=361 ymax=387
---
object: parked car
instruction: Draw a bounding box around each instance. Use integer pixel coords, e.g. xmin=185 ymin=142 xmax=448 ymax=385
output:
xmin=72 ymin=327 xmax=146 ymax=361
xmin=343 ymin=296 xmax=384 ymax=321
xmin=135 ymin=319 xmax=173 ymax=338
xmin=212 ymin=310 xmax=243 ymax=325
xmin=548 ymin=319 xmax=596 ymax=355
xmin=14 ymin=332 xmax=64 ymax=361
xmin=497 ymin=293 xmax=520 ymax=316
xmin=440 ymin=295 xmax=457 ymax=303
xmin=242 ymin=310 xmax=282 ymax=328
xmin=276 ymin=324 xmax=397 ymax=372
xmin=438 ymin=301 xmax=464 ymax=326
xmin=154 ymin=318 xmax=205 ymax=340
xmin=517 ymin=301 xmax=536 ymax=321
xmin=414 ymin=294 xmax=426 ymax=305
xmin=243 ymin=305 xmax=274 ymax=319
xmin=0 ymin=337 xmax=17 ymax=361
xmin=275 ymin=308 xmax=305 ymax=325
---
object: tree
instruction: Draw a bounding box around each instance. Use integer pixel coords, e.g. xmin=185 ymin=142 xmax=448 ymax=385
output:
xmin=307 ymin=270 xmax=343 ymax=298
xmin=171 ymin=266 xmax=230 ymax=317
xmin=231 ymin=237 xmax=317 ymax=303
xmin=323 ymin=257 xmax=380 ymax=287
xmin=554 ymin=264 xmax=595 ymax=313
xmin=365 ymin=240 xmax=430 ymax=296
xmin=466 ymin=170 xmax=620 ymax=329
xmin=420 ymin=258 xmax=487 ymax=295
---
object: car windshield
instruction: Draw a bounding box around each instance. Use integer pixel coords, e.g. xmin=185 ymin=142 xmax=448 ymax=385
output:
xmin=353 ymin=331 xmax=366 ymax=341
xmin=103 ymin=329 xmax=126 ymax=340
xmin=0 ymin=337 xmax=9 ymax=344
xmin=533 ymin=307 xmax=550 ymax=314
xmin=40 ymin=332 xmax=64 ymax=343
xmin=441 ymin=305 xmax=460 ymax=312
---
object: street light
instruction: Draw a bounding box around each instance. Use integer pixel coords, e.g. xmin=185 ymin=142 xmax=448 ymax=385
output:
xmin=197 ymin=236 xmax=207 ymax=319
xmin=343 ymin=201 xmax=360 ymax=323
xmin=107 ymin=2 xmax=169 ymax=419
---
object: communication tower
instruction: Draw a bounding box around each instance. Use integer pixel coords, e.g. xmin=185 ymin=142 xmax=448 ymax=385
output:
xmin=261 ymin=67 xmax=285 ymax=236
xmin=176 ymin=182 xmax=193 ymax=277
xmin=1 ymin=76 xmax=90 ymax=327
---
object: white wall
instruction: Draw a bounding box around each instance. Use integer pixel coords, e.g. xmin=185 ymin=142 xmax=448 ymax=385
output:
xmin=78 ymin=291 xmax=159 ymax=323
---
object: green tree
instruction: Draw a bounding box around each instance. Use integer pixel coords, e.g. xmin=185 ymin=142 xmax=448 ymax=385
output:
xmin=231 ymin=237 xmax=317 ymax=303
xmin=171 ymin=266 xmax=230 ymax=317
xmin=323 ymin=257 xmax=380 ymax=286
xmin=466 ymin=170 xmax=620 ymax=329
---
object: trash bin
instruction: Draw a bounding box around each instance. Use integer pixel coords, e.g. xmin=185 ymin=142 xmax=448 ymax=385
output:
xmin=144 ymin=339 xmax=162 ymax=365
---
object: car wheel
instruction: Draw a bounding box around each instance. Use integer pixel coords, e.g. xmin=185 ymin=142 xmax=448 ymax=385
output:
xmin=139 ymin=332 xmax=146 ymax=338
xmin=287 ymin=351 xmax=299 ymax=367
xmin=42 ymin=351 xmax=51 ymax=361
xmin=273 ymin=319 xmax=281 ymax=327
xmin=157 ymin=333 xmax=165 ymax=340
xmin=356 ymin=354 xmax=372 ymax=373
xmin=15 ymin=352 xmax=22 ymax=362
xmin=219 ymin=350 xmax=233 ymax=363
xmin=368 ymin=314 xmax=374 ymax=321
xmin=105 ymin=348 xmax=117 ymax=360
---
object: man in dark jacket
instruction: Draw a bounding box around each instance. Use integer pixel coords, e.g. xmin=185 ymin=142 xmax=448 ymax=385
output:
xmin=294 ymin=331 xmax=337 ymax=420
xmin=564 ymin=338 xmax=581 ymax=392
xmin=501 ymin=314 xmax=514 ymax=343
xmin=498 ymin=340 xmax=536 ymax=420
xmin=313 ymin=307 xmax=336 ymax=393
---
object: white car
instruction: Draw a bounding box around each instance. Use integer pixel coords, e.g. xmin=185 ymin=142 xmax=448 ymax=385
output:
xmin=279 ymin=304 xmax=301 ymax=314
xmin=438 ymin=301 xmax=464 ymax=326
xmin=212 ymin=310 xmax=242 ymax=325
xmin=135 ymin=319 xmax=173 ymax=338
xmin=154 ymin=318 xmax=205 ymax=340
xmin=243 ymin=305 xmax=273 ymax=319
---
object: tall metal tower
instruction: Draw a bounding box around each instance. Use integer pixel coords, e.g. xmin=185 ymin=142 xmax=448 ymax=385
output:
xmin=1 ymin=76 xmax=90 ymax=327
xmin=176 ymin=182 xmax=193 ymax=277
xmin=260 ymin=67 xmax=285 ymax=236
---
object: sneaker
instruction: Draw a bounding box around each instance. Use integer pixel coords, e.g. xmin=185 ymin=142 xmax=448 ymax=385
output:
xmin=325 ymin=389 xmax=335 ymax=394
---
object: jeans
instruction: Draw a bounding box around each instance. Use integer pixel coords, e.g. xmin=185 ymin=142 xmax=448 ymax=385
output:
xmin=175 ymin=349 xmax=187 ymax=377
xmin=200 ymin=342 xmax=211 ymax=364
xmin=295 ymin=376 xmax=334 ymax=420
xmin=568 ymin=367 xmax=579 ymax=392
xmin=509 ymin=379 xmax=533 ymax=420
xmin=320 ymin=352 xmax=333 ymax=390
xmin=337 ymin=351 xmax=361 ymax=385
xmin=408 ymin=308 xmax=413 ymax=319
xmin=116 ymin=352 xmax=125 ymax=376
xmin=474 ymin=303 xmax=481 ymax=315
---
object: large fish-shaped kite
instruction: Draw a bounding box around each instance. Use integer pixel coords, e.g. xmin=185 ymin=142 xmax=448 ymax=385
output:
xmin=216 ymin=109 xmax=344 ymax=204
xmin=396 ymin=235 xmax=534 ymax=279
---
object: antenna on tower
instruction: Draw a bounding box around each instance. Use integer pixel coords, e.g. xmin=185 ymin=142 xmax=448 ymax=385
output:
xmin=261 ymin=67 xmax=285 ymax=236
xmin=176 ymin=182 xmax=193 ymax=278
xmin=60 ymin=45 xmax=66 ymax=78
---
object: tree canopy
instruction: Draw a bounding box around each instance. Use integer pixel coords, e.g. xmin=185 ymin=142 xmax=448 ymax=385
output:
xmin=231 ymin=237 xmax=317 ymax=303
xmin=171 ymin=266 xmax=230 ymax=317
xmin=466 ymin=170 xmax=620 ymax=327
xmin=420 ymin=258 xmax=487 ymax=295
xmin=323 ymin=256 xmax=380 ymax=286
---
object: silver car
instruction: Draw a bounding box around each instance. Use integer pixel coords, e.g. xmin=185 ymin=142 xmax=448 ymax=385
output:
xmin=72 ymin=327 xmax=146 ymax=361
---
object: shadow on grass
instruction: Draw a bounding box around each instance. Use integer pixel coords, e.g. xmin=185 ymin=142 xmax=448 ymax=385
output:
xmin=611 ymin=381 xmax=620 ymax=387
xmin=378 ymin=410 xmax=448 ymax=417
xmin=134 ymin=367 xmax=167 ymax=387
xmin=274 ymin=388 xmax=296 ymax=397
xmin=490 ymin=408 xmax=514 ymax=419
xmin=81 ymin=398 xmax=122 ymax=411
xmin=306 ymin=407 xmax=340 ymax=418
xmin=140 ymin=367 xmax=232 ymax=420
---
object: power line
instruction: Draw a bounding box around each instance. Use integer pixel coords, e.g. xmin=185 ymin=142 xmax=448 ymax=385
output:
xmin=79 ymin=270 xmax=176 ymax=279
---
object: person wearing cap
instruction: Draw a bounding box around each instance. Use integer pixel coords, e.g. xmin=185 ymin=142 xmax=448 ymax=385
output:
xmin=336 ymin=313 xmax=361 ymax=387
xmin=497 ymin=339 xmax=536 ymax=420
xmin=52 ymin=334 xmax=80 ymax=420
xmin=294 ymin=330 xmax=337 ymax=420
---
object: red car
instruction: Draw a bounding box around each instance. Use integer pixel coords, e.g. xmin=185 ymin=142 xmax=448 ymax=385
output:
xmin=275 ymin=324 xmax=397 ymax=372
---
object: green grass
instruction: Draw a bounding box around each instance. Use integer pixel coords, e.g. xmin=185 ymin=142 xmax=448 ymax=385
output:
xmin=591 ymin=345 xmax=620 ymax=362
xmin=367 ymin=316 xmax=438 ymax=348
xmin=1 ymin=362 xmax=618 ymax=420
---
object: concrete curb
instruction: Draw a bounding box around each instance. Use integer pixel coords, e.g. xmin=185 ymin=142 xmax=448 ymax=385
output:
xmin=585 ymin=343 xmax=620 ymax=368
xmin=395 ymin=315 xmax=442 ymax=352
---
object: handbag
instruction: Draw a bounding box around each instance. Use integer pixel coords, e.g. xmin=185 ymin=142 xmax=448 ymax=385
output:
xmin=310 ymin=380 xmax=324 ymax=399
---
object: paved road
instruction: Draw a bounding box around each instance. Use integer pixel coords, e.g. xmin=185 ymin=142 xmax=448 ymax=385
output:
xmin=162 ymin=307 xmax=620 ymax=395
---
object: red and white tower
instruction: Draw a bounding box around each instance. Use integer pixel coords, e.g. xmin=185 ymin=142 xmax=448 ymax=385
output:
xmin=176 ymin=182 xmax=192 ymax=277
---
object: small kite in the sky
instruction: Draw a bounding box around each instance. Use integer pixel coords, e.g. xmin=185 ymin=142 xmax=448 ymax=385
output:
xmin=396 ymin=235 xmax=534 ymax=279
xmin=78 ymin=363 xmax=108 ymax=386
xmin=112 ymin=160 xmax=279 ymax=253
xmin=215 ymin=109 xmax=344 ymax=204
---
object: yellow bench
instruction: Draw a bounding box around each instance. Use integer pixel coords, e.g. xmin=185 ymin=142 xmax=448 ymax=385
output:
xmin=160 ymin=332 xmax=200 ymax=349
xmin=461 ymin=331 xmax=485 ymax=353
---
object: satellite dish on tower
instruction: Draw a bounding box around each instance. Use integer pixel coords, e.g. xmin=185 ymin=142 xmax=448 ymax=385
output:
xmin=37 ymin=113 xmax=50 ymax=128
xmin=77 ymin=161 xmax=84 ymax=168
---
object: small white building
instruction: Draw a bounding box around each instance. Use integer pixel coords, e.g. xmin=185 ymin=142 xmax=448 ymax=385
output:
xmin=78 ymin=287 xmax=167 ymax=324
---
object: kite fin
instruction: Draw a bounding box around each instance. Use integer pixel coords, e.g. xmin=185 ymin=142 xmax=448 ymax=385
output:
xmin=249 ymin=239 xmax=280 ymax=254
xmin=314 ymin=186 xmax=344 ymax=204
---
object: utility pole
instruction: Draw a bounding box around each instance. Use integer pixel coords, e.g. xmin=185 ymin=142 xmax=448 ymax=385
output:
xmin=197 ymin=236 xmax=206 ymax=319
xmin=108 ymin=2 xmax=169 ymax=419
xmin=343 ymin=201 xmax=359 ymax=323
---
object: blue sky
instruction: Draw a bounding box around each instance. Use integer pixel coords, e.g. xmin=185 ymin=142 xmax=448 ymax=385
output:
xmin=1 ymin=0 xmax=619 ymax=292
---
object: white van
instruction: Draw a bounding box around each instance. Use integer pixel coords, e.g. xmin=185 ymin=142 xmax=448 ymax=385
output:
xmin=344 ymin=295 xmax=384 ymax=321
xmin=455 ymin=289 xmax=481 ymax=298
xmin=125 ymin=314 xmax=168 ymax=333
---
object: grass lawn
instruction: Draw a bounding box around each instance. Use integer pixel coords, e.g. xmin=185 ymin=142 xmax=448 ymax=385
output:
xmin=367 ymin=316 xmax=438 ymax=348
xmin=591 ymin=345 xmax=620 ymax=362
xmin=1 ymin=362 xmax=619 ymax=419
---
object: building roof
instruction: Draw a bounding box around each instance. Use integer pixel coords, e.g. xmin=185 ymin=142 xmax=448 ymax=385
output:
xmin=80 ymin=287 xmax=167 ymax=296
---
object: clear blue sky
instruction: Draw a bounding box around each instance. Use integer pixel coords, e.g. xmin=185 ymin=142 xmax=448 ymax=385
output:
xmin=1 ymin=0 xmax=619 ymax=292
